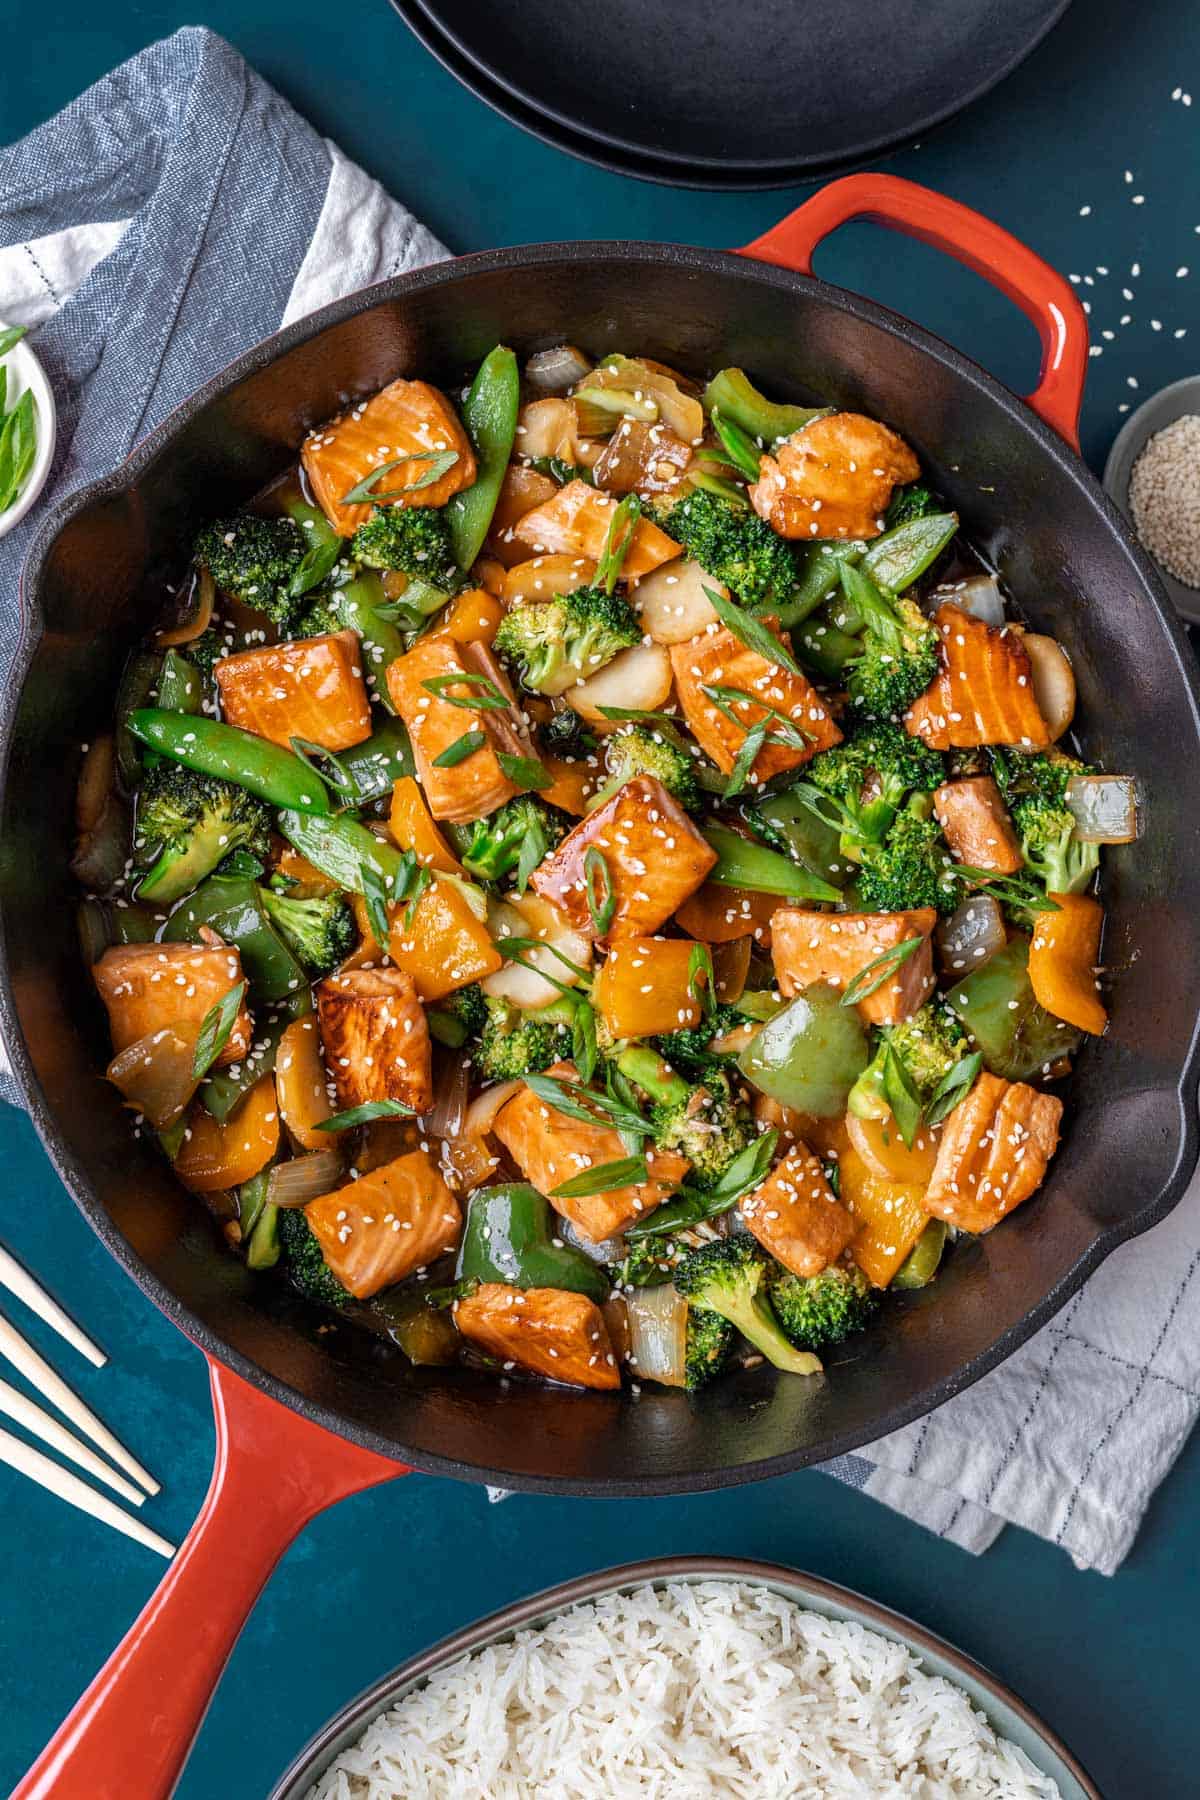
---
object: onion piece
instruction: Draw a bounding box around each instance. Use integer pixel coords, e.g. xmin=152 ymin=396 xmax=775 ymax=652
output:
xmin=427 ymin=1049 xmax=471 ymax=1140
xmin=712 ymin=936 xmax=751 ymax=1004
xmin=464 ymin=1079 xmax=523 ymax=1139
xmin=156 ymin=567 xmax=214 ymax=647
xmin=567 ymin=642 xmax=673 ymax=728
xmin=484 ymin=892 xmax=592 ymax=1008
xmin=632 ymin=559 xmax=725 ymax=643
xmin=1066 ymin=773 xmax=1138 ymax=843
xmin=936 ymin=893 xmax=1007 ymax=977
xmin=516 ymin=397 xmax=588 ymax=464
xmin=107 ymin=1028 xmax=200 ymax=1129
xmin=266 ymin=1149 xmax=344 ymax=1209
xmin=932 ymin=573 xmax=1004 ymax=626
xmin=525 ymin=345 xmax=593 ymax=393
xmin=579 ymin=358 xmax=704 ymax=443
xmin=1022 ymin=633 xmax=1075 ymax=740
xmin=626 ymin=1283 xmax=689 ymax=1388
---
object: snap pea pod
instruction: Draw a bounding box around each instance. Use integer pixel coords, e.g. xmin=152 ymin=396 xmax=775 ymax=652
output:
xmin=772 ymin=543 xmax=863 ymax=628
xmin=794 ymin=611 xmax=864 ymax=681
xmin=163 ymin=875 xmax=311 ymax=1008
xmin=703 ymin=824 xmax=840 ymax=902
xmin=751 ymin=790 xmax=849 ymax=888
xmin=201 ymin=1011 xmax=289 ymax=1122
xmin=445 ymin=345 xmax=520 ymax=571
xmin=127 ymin=710 xmax=332 ymax=814
xmin=114 ymin=652 xmax=164 ymax=789
xmin=156 ymin=648 xmax=203 ymax=714
xmin=339 ymin=715 xmax=414 ymax=804
xmin=456 ymin=1183 xmax=610 ymax=1302
xmin=334 ymin=573 xmax=409 ymax=711
xmin=777 ymin=512 xmax=958 ymax=633
xmin=702 ymin=367 xmax=831 ymax=445
xmin=892 ymin=1219 xmax=947 ymax=1289
xmin=242 ymin=1177 xmax=281 ymax=1270
xmin=860 ymin=511 xmax=958 ymax=596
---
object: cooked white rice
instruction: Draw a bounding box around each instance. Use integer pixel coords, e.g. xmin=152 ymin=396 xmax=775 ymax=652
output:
xmin=305 ymin=1580 xmax=1062 ymax=1799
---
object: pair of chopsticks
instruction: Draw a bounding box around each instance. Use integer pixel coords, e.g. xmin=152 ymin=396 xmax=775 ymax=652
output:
xmin=0 ymin=1243 xmax=175 ymax=1558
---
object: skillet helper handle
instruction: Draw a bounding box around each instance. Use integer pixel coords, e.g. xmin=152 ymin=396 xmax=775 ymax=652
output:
xmin=14 ymin=1358 xmax=404 ymax=1800
xmin=739 ymin=172 xmax=1089 ymax=450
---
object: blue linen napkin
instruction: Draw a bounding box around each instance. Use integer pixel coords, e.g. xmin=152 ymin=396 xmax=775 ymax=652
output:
xmin=3 ymin=28 xmax=1198 ymax=1576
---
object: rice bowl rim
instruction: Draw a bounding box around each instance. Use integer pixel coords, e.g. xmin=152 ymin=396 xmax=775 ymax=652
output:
xmin=268 ymin=1555 xmax=1102 ymax=1800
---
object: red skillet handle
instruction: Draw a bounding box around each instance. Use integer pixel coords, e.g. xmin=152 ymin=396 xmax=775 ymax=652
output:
xmin=14 ymin=1357 xmax=404 ymax=1800
xmin=740 ymin=172 xmax=1088 ymax=450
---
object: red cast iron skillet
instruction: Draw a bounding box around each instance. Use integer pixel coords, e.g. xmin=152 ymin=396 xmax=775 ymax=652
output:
xmin=8 ymin=176 xmax=1200 ymax=1798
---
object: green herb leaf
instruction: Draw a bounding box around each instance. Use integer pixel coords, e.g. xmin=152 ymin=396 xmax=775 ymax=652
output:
xmin=949 ymin=865 xmax=1061 ymax=914
xmin=551 ymin=1154 xmax=649 ymax=1198
xmin=359 ymin=858 xmax=392 ymax=947
xmin=583 ymin=845 xmax=616 ymax=934
xmin=421 ymin=671 xmax=512 ymax=712
xmin=628 ymin=1129 xmax=777 ymax=1238
xmin=571 ymin=996 xmax=600 ymax=1083
xmin=315 ymin=1098 xmax=417 ymax=1132
xmin=924 ymin=1051 xmax=984 ymax=1128
xmin=687 ymin=942 xmax=716 ymax=1014
xmin=595 ymin=494 xmax=641 ymax=594
xmin=288 ymin=535 xmax=343 ymax=599
xmin=596 ymin=704 xmax=681 ymax=725
xmin=701 ymin=683 xmax=809 ymax=751
xmin=515 ymin=812 xmax=550 ymax=894
xmin=703 ymin=584 xmax=802 ymax=675
xmin=723 ymin=720 xmax=768 ymax=799
xmin=523 ymin=1071 xmax=653 ymax=1139
xmin=0 ymin=390 xmax=37 ymax=515
xmin=192 ymin=980 xmax=247 ymax=1080
xmin=882 ymin=1043 xmax=923 ymax=1150
xmin=340 ymin=449 xmax=459 ymax=507
xmin=403 ymin=864 xmax=433 ymax=927
xmin=433 ymin=729 xmax=487 ymax=768
xmin=840 ymin=936 xmax=925 ymax=1008
xmin=0 ymin=325 xmax=28 ymax=358
xmin=496 ymin=751 xmax=552 ymax=792
xmin=710 ymin=407 xmax=763 ymax=481
xmin=289 ymin=736 xmax=355 ymax=795
xmin=496 ymin=935 xmax=593 ymax=991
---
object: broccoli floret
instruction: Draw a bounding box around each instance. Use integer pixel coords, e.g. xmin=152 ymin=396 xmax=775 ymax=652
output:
xmin=855 ymin=804 xmax=957 ymax=914
xmin=807 ymin=720 xmax=945 ymax=847
xmin=427 ymin=983 xmax=488 ymax=1049
xmin=458 ymin=796 xmax=566 ymax=887
xmin=180 ymin=622 xmax=238 ymax=680
xmin=594 ymin=725 xmax=701 ymax=813
xmin=540 ymin=708 xmax=597 ymax=760
xmin=493 ymin=585 xmax=640 ymax=696
xmin=617 ymin=1045 xmax=753 ymax=1188
xmin=194 ymin=515 xmax=308 ymax=631
xmin=685 ymin=1306 xmax=735 ymax=1390
xmin=614 ymin=1236 xmax=681 ymax=1288
xmin=475 ymin=996 xmax=574 ymax=1082
xmin=1011 ymin=792 xmax=1100 ymax=896
xmin=673 ymin=1235 xmax=821 ymax=1375
xmin=133 ymin=763 xmax=273 ymax=904
xmin=653 ymin=1002 xmax=745 ymax=1081
xmin=663 ymin=488 xmax=800 ymax=610
xmin=883 ymin=482 xmax=937 ymax=527
xmin=350 ymin=505 xmax=461 ymax=592
xmin=768 ymin=1261 xmax=877 ymax=1352
xmin=849 ymin=1001 xmax=966 ymax=1120
xmin=260 ymin=887 xmax=355 ymax=975
xmin=847 ymin=586 xmax=941 ymax=720
xmin=990 ymin=747 xmax=1091 ymax=805
xmin=278 ymin=1207 xmax=351 ymax=1310
xmin=294 ymin=594 xmax=345 ymax=637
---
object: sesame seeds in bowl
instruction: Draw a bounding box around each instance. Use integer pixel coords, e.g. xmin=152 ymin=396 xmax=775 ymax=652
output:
xmin=1104 ymin=373 xmax=1200 ymax=623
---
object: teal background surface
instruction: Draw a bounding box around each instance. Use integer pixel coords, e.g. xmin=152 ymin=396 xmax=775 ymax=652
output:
xmin=2 ymin=0 xmax=1199 ymax=1793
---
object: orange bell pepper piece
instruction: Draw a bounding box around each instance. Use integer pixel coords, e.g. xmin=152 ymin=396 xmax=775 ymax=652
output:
xmin=1028 ymin=892 xmax=1107 ymax=1035
xmin=174 ymin=1076 xmax=279 ymax=1194
xmin=431 ymin=587 xmax=505 ymax=646
xmin=387 ymin=876 xmax=502 ymax=1001
xmin=594 ymin=937 xmax=705 ymax=1039
xmin=388 ymin=775 xmax=463 ymax=874
xmin=839 ymin=1144 xmax=929 ymax=1287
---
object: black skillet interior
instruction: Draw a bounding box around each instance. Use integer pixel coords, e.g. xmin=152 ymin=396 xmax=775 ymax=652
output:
xmin=5 ymin=244 xmax=1199 ymax=1494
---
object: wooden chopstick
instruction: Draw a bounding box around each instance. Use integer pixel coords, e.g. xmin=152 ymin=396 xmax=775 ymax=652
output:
xmin=0 ymin=1313 xmax=159 ymax=1495
xmin=0 ymin=1243 xmax=106 ymax=1367
xmin=0 ymin=1375 xmax=146 ymax=1506
xmin=0 ymin=1424 xmax=173 ymax=1558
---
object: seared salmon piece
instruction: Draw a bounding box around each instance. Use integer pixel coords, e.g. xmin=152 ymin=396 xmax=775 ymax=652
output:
xmin=494 ymin=1061 xmax=690 ymax=1241
xmin=922 ymin=1070 xmax=1063 ymax=1234
xmin=740 ymin=1142 xmax=857 ymax=1278
xmin=454 ymin=1282 xmax=621 ymax=1390
xmin=771 ymin=908 xmax=937 ymax=1026
xmin=749 ymin=412 xmax=920 ymax=541
xmin=94 ymin=942 xmax=252 ymax=1065
xmin=301 ymin=377 xmax=476 ymax=537
xmin=316 ymin=967 xmax=432 ymax=1115
xmin=530 ymin=775 xmax=716 ymax=942
xmin=215 ymin=631 xmax=372 ymax=752
xmin=511 ymin=479 xmax=681 ymax=578
xmin=905 ymin=604 xmax=1051 ymax=750
xmin=933 ymin=774 xmax=1024 ymax=875
xmin=669 ymin=618 xmax=841 ymax=780
xmin=386 ymin=635 xmax=520 ymax=824
xmin=305 ymin=1149 xmax=461 ymax=1298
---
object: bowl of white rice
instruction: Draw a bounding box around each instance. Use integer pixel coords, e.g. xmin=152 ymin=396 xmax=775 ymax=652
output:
xmin=269 ymin=1558 xmax=1100 ymax=1800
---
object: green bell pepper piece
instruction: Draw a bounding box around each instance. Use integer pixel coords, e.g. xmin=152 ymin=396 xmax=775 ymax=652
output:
xmin=702 ymin=368 xmax=831 ymax=445
xmin=115 ymin=651 xmax=164 ymax=789
xmin=703 ymin=824 xmax=840 ymax=902
xmin=333 ymin=572 xmax=410 ymax=712
xmin=445 ymin=346 xmax=520 ymax=571
xmin=372 ymin=1289 xmax=462 ymax=1365
xmin=156 ymin=648 xmax=203 ymax=714
xmin=163 ymin=875 xmax=311 ymax=1007
xmin=456 ymin=1183 xmax=610 ymax=1302
xmin=751 ymin=790 xmax=850 ymax=889
xmin=128 ymin=711 xmax=331 ymax=814
xmin=738 ymin=983 xmax=870 ymax=1117
xmin=794 ymin=610 xmax=864 ymax=681
xmin=946 ymin=937 xmax=1082 ymax=1082
xmin=244 ymin=1194 xmax=281 ymax=1270
xmin=201 ymin=1011 xmax=289 ymax=1121
xmin=339 ymin=715 xmax=415 ymax=804
xmin=892 ymin=1219 xmax=947 ymax=1289
xmin=77 ymin=897 xmax=159 ymax=963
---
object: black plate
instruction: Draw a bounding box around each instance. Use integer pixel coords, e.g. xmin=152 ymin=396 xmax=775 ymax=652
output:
xmin=396 ymin=0 xmax=1070 ymax=184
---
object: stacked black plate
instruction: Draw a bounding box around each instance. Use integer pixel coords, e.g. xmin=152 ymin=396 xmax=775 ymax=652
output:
xmin=391 ymin=0 xmax=1071 ymax=190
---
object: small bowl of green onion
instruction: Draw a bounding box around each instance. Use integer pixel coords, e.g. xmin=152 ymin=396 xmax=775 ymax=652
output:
xmin=0 ymin=322 xmax=56 ymax=539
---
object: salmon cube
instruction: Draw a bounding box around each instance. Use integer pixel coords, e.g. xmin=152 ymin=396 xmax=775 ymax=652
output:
xmin=905 ymin=604 xmax=1051 ymax=750
xmin=305 ymin=1149 xmax=462 ymax=1297
xmin=740 ymin=1142 xmax=856 ymax=1277
xmin=93 ymin=942 xmax=252 ymax=1065
xmin=454 ymin=1282 xmax=620 ymax=1390
xmin=670 ymin=619 xmax=841 ymax=780
xmin=494 ymin=1061 xmax=690 ymax=1241
xmin=215 ymin=631 xmax=372 ymax=752
xmin=530 ymin=775 xmax=716 ymax=942
xmin=771 ymin=908 xmax=937 ymax=1025
xmin=316 ymin=967 xmax=432 ymax=1114
xmin=933 ymin=775 xmax=1023 ymax=875
xmin=593 ymin=937 xmax=705 ymax=1039
xmin=922 ymin=1070 xmax=1063 ymax=1234
xmin=301 ymin=377 xmax=476 ymax=537
xmin=386 ymin=635 xmax=521 ymax=824
xmin=749 ymin=412 xmax=919 ymax=541
xmin=511 ymin=479 xmax=680 ymax=578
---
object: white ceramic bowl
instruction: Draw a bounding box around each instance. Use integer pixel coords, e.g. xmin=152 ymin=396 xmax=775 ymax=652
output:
xmin=0 ymin=324 xmax=57 ymax=540
xmin=1103 ymin=372 xmax=1200 ymax=625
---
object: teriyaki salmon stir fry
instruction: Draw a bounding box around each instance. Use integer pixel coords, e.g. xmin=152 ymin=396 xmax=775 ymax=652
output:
xmin=74 ymin=344 xmax=1137 ymax=1393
